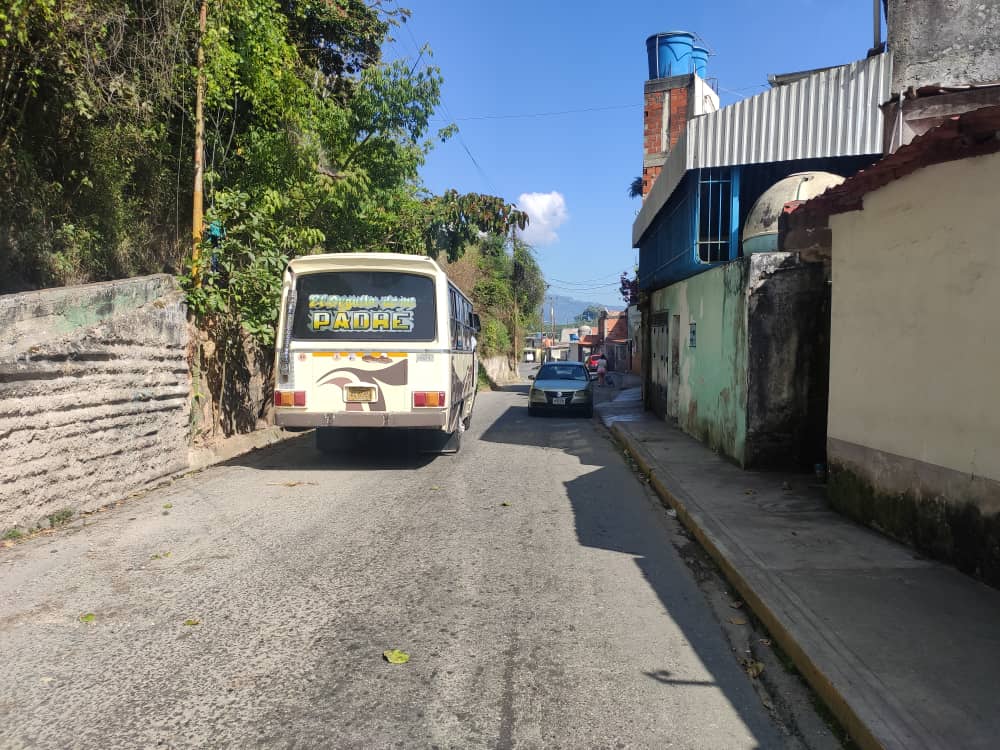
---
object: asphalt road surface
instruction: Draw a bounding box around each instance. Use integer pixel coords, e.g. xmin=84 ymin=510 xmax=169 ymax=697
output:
xmin=1 ymin=387 xmax=789 ymax=749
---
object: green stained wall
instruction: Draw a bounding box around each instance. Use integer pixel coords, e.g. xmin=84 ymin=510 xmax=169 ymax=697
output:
xmin=651 ymin=260 xmax=749 ymax=465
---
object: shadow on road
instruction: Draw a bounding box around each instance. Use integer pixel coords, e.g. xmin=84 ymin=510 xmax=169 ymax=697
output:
xmin=478 ymin=404 xmax=778 ymax=745
xmin=221 ymin=431 xmax=439 ymax=472
xmin=491 ymin=383 xmax=530 ymax=395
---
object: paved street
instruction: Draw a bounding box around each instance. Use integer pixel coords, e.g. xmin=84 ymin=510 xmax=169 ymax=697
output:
xmin=1 ymin=387 xmax=787 ymax=749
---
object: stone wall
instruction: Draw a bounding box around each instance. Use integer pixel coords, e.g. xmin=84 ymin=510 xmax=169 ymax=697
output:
xmin=887 ymin=0 xmax=1000 ymax=93
xmin=479 ymin=354 xmax=518 ymax=387
xmin=0 ymin=275 xmax=190 ymax=533
xmin=745 ymin=253 xmax=831 ymax=470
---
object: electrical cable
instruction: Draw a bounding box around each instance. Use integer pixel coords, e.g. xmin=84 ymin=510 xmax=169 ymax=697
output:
xmin=403 ymin=25 xmax=500 ymax=196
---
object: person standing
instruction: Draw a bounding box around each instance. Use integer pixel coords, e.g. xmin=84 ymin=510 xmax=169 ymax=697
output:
xmin=597 ymin=353 xmax=608 ymax=386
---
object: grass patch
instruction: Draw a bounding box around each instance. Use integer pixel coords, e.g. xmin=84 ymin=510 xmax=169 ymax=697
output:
xmin=47 ymin=508 xmax=74 ymax=528
xmin=477 ymin=364 xmax=496 ymax=391
xmin=3 ymin=527 xmax=25 ymax=541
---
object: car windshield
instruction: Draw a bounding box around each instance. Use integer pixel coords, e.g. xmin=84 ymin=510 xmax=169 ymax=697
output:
xmin=537 ymin=365 xmax=588 ymax=381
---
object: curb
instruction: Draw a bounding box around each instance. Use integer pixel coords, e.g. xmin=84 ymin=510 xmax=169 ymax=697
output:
xmin=610 ymin=422 xmax=883 ymax=750
xmin=187 ymin=426 xmax=299 ymax=473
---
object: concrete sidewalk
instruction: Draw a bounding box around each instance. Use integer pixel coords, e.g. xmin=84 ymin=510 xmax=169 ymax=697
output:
xmin=610 ymin=415 xmax=1000 ymax=750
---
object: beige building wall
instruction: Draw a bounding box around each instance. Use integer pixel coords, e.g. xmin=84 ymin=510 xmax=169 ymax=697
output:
xmin=828 ymin=151 xmax=1000 ymax=507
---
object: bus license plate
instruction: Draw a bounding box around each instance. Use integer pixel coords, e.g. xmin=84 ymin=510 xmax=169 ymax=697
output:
xmin=346 ymin=387 xmax=375 ymax=402
xmin=552 ymin=397 xmax=566 ymax=405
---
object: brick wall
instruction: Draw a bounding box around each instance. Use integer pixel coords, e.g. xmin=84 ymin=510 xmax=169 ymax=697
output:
xmin=642 ymin=82 xmax=691 ymax=198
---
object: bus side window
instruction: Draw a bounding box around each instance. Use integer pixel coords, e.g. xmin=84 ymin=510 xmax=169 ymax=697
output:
xmin=464 ymin=300 xmax=472 ymax=350
xmin=450 ymin=289 xmax=461 ymax=350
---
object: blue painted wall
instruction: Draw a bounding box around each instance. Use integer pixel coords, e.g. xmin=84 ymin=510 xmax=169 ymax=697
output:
xmin=638 ymin=156 xmax=876 ymax=293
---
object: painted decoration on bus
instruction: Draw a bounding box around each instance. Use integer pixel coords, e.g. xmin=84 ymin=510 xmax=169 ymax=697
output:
xmin=307 ymin=294 xmax=417 ymax=334
xmin=316 ymin=357 xmax=409 ymax=412
xmin=293 ymin=271 xmax=436 ymax=341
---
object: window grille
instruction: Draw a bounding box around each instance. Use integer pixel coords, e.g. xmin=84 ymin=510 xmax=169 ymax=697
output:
xmin=697 ymin=168 xmax=732 ymax=264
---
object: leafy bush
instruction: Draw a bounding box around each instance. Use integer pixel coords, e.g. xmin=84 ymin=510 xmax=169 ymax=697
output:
xmin=479 ymin=316 xmax=511 ymax=356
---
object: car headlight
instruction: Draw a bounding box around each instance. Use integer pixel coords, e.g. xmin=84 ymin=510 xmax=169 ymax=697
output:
xmin=529 ymin=388 xmax=547 ymax=403
xmin=572 ymin=389 xmax=590 ymax=402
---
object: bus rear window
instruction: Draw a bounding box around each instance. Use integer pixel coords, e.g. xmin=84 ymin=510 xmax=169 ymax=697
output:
xmin=292 ymin=271 xmax=437 ymax=342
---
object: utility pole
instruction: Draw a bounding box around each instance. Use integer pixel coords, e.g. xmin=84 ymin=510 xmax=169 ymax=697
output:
xmin=873 ymin=0 xmax=881 ymax=51
xmin=191 ymin=0 xmax=208 ymax=284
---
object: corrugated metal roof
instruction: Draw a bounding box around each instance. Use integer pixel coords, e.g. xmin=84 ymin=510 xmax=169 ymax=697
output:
xmin=786 ymin=103 xmax=1000 ymax=222
xmin=634 ymin=53 xmax=892 ymax=246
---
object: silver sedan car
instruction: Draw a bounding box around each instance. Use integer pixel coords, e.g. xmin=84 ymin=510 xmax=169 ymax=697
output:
xmin=527 ymin=362 xmax=594 ymax=418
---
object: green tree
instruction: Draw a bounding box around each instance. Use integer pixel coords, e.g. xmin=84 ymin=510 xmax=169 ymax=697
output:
xmin=473 ymin=234 xmax=545 ymax=361
xmin=0 ymin=0 xmax=530 ymax=348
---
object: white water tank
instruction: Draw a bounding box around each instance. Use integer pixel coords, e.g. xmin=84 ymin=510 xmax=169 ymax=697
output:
xmin=742 ymin=172 xmax=845 ymax=254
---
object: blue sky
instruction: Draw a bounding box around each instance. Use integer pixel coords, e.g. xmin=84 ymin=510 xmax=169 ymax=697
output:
xmin=387 ymin=1 xmax=880 ymax=308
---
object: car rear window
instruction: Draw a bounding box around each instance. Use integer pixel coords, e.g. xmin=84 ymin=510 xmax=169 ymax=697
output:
xmin=537 ymin=364 xmax=588 ymax=381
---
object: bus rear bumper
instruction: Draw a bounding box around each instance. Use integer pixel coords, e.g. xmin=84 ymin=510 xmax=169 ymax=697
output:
xmin=275 ymin=410 xmax=449 ymax=430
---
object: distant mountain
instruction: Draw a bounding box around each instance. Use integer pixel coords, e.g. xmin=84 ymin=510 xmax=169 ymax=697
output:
xmin=536 ymin=294 xmax=623 ymax=327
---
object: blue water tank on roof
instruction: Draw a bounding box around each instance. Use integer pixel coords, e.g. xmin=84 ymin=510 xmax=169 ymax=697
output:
xmin=645 ymin=31 xmax=695 ymax=79
xmin=691 ymin=46 xmax=709 ymax=78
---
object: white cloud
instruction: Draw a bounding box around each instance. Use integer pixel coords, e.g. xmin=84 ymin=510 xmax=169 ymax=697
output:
xmin=516 ymin=191 xmax=568 ymax=246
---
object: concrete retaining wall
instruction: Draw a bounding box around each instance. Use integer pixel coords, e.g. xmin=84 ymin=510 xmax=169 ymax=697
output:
xmin=0 ymin=275 xmax=190 ymax=532
xmin=479 ymin=354 xmax=518 ymax=386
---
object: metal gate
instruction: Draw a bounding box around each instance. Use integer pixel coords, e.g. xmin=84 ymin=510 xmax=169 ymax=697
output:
xmin=649 ymin=311 xmax=670 ymax=417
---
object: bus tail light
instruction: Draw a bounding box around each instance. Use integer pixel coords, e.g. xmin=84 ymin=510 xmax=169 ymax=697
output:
xmin=274 ymin=391 xmax=306 ymax=407
xmin=413 ymin=391 xmax=445 ymax=408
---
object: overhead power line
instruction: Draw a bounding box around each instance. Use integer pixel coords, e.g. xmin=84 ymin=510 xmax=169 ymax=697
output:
xmin=403 ymin=26 xmax=500 ymax=196
xmin=549 ymin=273 xmax=624 ymax=286
xmin=549 ymin=282 xmax=621 ymax=293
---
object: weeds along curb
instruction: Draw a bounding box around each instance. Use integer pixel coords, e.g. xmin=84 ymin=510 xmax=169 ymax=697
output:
xmin=609 ymin=422 xmax=882 ymax=750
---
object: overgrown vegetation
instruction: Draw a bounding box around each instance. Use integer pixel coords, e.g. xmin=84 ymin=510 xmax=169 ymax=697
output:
xmin=1 ymin=0 xmax=530 ymax=349
xmin=472 ymin=235 xmax=545 ymax=359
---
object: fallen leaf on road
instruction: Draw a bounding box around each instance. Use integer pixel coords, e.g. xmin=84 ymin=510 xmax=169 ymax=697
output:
xmin=183 ymin=619 xmax=200 ymax=626
xmin=743 ymin=489 xmax=756 ymax=496
xmin=430 ymin=486 xmax=440 ymax=491
xmin=727 ymin=617 xmax=747 ymax=626
xmin=79 ymin=613 xmax=96 ymax=623
xmin=163 ymin=503 xmax=173 ymax=509
xmin=383 ymin=649 xmax=410 ymax=664
xmin=743 ymin=659 xmax=765 ymax=678
xmin=500 ymin=502 xmax=511 ymax=507
xmin=728 ymin=600 xmax=744 ymax=609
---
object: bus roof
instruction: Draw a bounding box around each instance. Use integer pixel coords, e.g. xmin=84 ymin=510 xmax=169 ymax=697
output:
xmin=287 ymin=252 xmax=444 ymax=276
